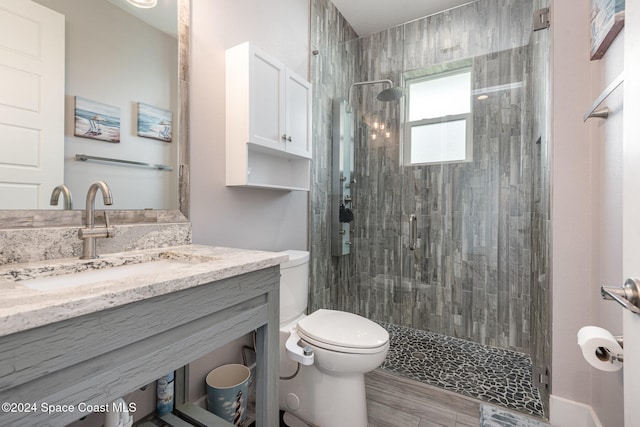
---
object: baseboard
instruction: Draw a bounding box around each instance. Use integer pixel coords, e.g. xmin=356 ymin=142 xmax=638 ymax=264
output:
xmin=549 ymin=395 xmax=603 ymax=427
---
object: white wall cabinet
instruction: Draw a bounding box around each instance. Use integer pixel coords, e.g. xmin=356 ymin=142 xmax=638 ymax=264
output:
xmin=226 ymin=42 xmax=312 ymax=191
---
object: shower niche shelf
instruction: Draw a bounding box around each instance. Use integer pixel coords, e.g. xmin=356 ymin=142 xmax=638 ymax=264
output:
xmin=225 ymin=42 xmax=312 ymax=191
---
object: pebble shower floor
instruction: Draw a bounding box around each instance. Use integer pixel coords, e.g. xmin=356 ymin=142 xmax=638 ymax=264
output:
xmin=377 ymin=322 xmax=545 ymax=418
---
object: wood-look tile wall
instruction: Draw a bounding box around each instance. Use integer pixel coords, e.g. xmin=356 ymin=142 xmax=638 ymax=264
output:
xmin=309 ymin=0 xmax=549 ymax=361
xmin=308 ymin=0 xmax=358 ymax=312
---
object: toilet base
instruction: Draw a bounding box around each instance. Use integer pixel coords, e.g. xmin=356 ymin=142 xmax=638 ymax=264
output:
xmin=282 ymin=411 xmax=311 ymax=426
xmin=279 ymin=362 xmax=368 ymax=427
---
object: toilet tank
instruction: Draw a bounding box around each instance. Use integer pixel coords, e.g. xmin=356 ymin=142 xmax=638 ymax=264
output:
xmin=279 ymin=250 xmax=309 ymax=324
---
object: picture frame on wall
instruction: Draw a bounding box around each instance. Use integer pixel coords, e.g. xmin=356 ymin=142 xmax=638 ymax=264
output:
xmin=590 ymin=0 xmax=625 ymax=60
xmin=74 ymin=96 xmax=121 ymax=143
xmin=136 ymin=103 xmax=173 ymax=143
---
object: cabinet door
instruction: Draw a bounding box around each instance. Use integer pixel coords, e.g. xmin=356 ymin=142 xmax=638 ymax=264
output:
xmin=250 ymin=49 xmax=286 ymax=151
xmin=285 ymin=71 xmax=312 ymax=158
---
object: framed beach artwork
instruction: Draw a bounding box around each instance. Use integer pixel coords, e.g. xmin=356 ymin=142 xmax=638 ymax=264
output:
xmin=590 ymin=0 xmax=625 ymax=60
xmin=74 ymin=96 xmax=121 ymax=142
xmin=137 ymin=103 xmax=173 ymax=142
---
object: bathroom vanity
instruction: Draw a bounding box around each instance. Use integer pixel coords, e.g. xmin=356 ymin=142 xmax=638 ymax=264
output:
xmin=0 ymin=245 xmax=285 ymax=427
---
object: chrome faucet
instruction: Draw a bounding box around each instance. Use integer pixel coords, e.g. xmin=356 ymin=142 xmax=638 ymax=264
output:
xmin=78 ymin=181 xmax=114 ymax=259
xmin=50 ymin=184 xmax=73 ymax=210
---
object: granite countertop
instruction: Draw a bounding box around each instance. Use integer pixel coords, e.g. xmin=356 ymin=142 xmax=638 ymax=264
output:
xmin=0 ymin=245 xmax=288 ymax=337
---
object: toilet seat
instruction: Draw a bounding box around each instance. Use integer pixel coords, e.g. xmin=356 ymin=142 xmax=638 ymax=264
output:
xmin=296 ymin=309 xmax=389 ymax=354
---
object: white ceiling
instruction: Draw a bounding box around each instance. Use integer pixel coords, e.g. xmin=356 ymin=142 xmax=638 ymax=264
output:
xmin=331 ymin=0 xmax=474 ymax=36
xmin=106 ymin=0 xmax=177 ymax=38
xmin=106 ymin=0 xmax=472 ymax=41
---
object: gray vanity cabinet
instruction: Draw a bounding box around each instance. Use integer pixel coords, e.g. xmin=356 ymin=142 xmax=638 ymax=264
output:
xmin=0 ymin=267 xmax=280 ymax=427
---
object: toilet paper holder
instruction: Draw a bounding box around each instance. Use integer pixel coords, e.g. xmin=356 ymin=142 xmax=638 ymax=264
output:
xmin=601 ymin=278 xmax=640 ymax=315
xmin=595 ymin=336 xmax=624 ymax=364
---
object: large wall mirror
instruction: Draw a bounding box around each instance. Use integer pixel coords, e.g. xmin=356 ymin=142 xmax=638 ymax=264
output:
xmin=1 ymin=0 xmax=189 ymax=217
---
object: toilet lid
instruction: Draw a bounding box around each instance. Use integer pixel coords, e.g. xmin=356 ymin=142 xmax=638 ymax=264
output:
xmin=296 ymin=309 xmax=389 ymax=350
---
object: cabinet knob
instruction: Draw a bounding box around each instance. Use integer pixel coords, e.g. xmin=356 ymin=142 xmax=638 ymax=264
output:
xmin=281 ymin=134 xmax=292 ymax=142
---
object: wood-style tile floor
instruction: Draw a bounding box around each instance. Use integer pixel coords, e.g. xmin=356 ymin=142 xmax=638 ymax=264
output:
xmin=366 ymin=369 xmax=481 ymax=427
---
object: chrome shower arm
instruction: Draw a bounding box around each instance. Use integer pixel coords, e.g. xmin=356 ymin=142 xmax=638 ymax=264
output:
xmin=347 ymin=79 xmax=394 ymax=108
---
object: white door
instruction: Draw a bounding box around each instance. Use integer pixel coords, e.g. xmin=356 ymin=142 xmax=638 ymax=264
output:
xmin=623 ymin=2 xmax=640 ymax=426
xmin=0 ymin=0 xmax=64 ymax=209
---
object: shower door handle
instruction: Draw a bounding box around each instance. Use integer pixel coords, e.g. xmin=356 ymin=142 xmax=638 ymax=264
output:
xmin=409 ymin=214 xmax=417 ymax=250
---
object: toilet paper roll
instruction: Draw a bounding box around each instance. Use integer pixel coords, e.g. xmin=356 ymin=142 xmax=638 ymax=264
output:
xmin=577 ymin=326 xmax=623 ymax=372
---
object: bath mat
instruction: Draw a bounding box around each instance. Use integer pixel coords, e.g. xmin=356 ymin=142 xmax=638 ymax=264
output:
xmin=480 ymin=404 xmax=553 ymax=427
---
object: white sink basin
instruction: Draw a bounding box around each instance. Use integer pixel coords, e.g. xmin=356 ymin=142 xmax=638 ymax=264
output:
xmin=0 ymin=249 xmax=219 ymax=292
xmin=21 ymin=259 xmax=194 ymax=291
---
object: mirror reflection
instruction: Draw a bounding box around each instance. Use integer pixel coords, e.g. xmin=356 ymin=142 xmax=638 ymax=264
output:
xmin=6 ymin=0 xmax=179 ymax=210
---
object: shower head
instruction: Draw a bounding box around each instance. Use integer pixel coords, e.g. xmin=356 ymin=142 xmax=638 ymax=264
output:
xmin=376 ymin=86 xmax=404 ymax=102
xmin=348 ymin=79 xmax=403 ymax=109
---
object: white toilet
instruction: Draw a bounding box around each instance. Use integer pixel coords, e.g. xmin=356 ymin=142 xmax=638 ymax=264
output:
xmin=278 ymin=250 xmax=389 ymax=427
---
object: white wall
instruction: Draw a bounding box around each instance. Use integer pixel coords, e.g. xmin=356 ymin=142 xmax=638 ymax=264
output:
xmin=36 ymin=0 xmax=179 ymax=210
xmin=590 ymin=29 xmax=624 ymax=427
xmin=551 ymin=1 xmax=625 ymax=426
xmin=189 ymin=0 xmax=310 ymax=252
xmin=622 ymin=4 xmax=640 ymax=426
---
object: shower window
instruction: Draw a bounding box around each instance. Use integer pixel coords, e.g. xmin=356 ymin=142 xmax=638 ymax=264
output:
xmin=405 ymin=69 xmax=472 ymax=165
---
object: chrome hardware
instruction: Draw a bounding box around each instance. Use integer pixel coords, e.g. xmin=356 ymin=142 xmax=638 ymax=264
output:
xmin=614 ymin=335 xmax=624 ymax=348
xmin=409 ymin=214 xmax=417 ymax=250
xmin=533 ymin=7 xmax=550 ymax=32
xmin=281 ymin=134 xmax=292 ymax=142
xmin=78 ymin=181 xmax=115 ymax=259
xmin=588 ymin=107 xmax=610 ymax=120
xmin=50 ymin=184 xmax=73 ymax=210
xmin=601 ymin=278 xmax=640 ymax=315
xmin=584 ymin=73 xmax=623 ymax=121
xmin=595 ymin=346 xmax=624 ymax=364
xmin=532 ymin=366 xmax=549 ymax=390
xmin=75 ymin=154 xmax=172 ymax=171
xmin=303 ymin=346 xmax=313 ymax=357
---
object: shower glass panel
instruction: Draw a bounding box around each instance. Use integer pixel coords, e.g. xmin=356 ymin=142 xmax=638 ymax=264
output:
xmin=336 ymin=0 xmax=540 ymax=352
xmin=309 ymin=0 xmax=550 ymax=414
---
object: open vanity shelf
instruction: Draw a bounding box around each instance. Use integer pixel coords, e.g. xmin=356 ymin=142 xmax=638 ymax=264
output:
xmin=0 ymin=247 xmax=282 ymax=427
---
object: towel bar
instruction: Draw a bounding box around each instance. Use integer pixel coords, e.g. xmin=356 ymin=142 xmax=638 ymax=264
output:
xmin=583 ymin=73 xmax=624 ymax=121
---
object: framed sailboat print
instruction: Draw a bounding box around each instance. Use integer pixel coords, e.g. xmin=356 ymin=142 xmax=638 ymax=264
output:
xmin=136 ymin=102 xmax=173 ymax=143
xmin=73 ymin=96 xmax=121 ymax=143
